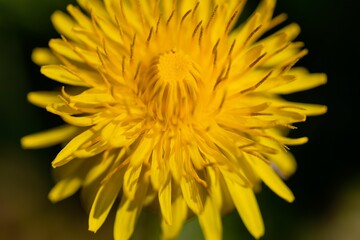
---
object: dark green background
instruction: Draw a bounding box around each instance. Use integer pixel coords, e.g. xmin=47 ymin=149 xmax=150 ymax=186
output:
xmin=0 ymin=0 xmax=358 ymax=239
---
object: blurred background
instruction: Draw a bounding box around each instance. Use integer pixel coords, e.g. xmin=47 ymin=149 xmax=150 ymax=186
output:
xmin=0 ymin=0 xmax=358 ymax=239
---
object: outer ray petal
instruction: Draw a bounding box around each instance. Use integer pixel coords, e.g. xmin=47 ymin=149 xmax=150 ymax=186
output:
xmin=49 ymin=177 xmax=82 ymax=203
xmin=49 ymin=39 xmax=83 ymax=62
xmin=27 ymin=91 xmax=62 ymax=108
xmin=259 ymin=133 xmax=298 ymax=178
xmin=150 ymin=144 xmax=167 ymax=190
xmin=123 ymin=164 xmax=142 ymax=200
xmin=270 ymin=68 xmax=327 ymax=94
xmin=41 ymin=65 xmax=89 ymax=87
xmin=114 ymin=197 xmax=141 ymax=240
xmin=252 ymin=94 xmax=327 ymax=116
xmin=180 ymin=177 xmax=205 ymax=215
xmin=198 ymin=197 xmax=222 ymax=240
xmin=48 ymin=157 xmax=89 ymax=202
xmin=51 ymin=11 xmax=77 ymax=41
xmin=161 ymin=195 xmax=188 ymax=240
xmin=129 ymin=136 xmax=157 ymax=167
xmin=32 ymin=48 xmax=59 ymax=65
xmin=81 ymin=152 xmax=118 ymax=212
xmin=224 ymin=177 xmax=264 ymax=239
xmin=67 ymin=4 xmax=93 ymax=30
xmin=89 ymin=166 xmax=125 ymax=232
xmin=249 ymin=154 xmax=295 ymax=202
xmin=207 ymin=168 xmax=223 ymax=209
xmin=159 ymin=177 xmax=172 ymax=225
xmin=21 ymin=125 xmax=78 ymax=149
xmin=113 ymin=172 xmax=149 ymax=240
xmin=77 ymin=0 xmax=109 ymax=21
xmin=270 ymin=150 xmax=297 ymax=179
xmin=282 ymin=102 xmax=327 ymax=116
xmin=52 ymin=123 xmax=108 ymax=167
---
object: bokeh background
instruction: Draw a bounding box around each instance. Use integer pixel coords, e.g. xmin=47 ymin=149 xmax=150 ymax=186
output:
xmin=0 ymin=0 xmax=358 ymax=239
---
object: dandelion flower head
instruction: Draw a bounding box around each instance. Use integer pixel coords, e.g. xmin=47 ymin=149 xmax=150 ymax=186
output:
xmin=22 ymin=0 xmax=327 ymax=239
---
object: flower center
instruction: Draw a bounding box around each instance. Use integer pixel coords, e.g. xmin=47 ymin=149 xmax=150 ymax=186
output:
xmin=157 ymin=50 xmax=194 ymax=84
xmin=139 ymin=50 xmax=201 ymax=125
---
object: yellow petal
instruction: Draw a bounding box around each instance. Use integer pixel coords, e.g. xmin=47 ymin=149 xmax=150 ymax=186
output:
xmin=159 ymin=178 xmax=172 ymax=225
xmin=159 ymin=0 xmax=176 ymax=22
xmin=73 ymin=141 xmax=108 ymax=159
xmin=101 ymin=122 xmax=128 ymax=148
xmin=31 ymin=48 xmax=59 ymax=65
xmin=47 ymin=105 xmax=101 ymax=127
xmin=264 ymin=43 xmax=302 ymax=67
xmin=225 ymin=177 xmax=264 ymax=239
xmin=71 ymin=27 xmax=99 ymax=49
xmin=48 ymin=157 xmax=91 ymax=203
xmin=207 ymin=168 xmax=223 ymax=209
xmin=161 ymin=196 xmax=188 ymax=240
xmin=256 ymin=0 xmax=276 ymax=23
xmin=275 ymin=136 xmax=308 ymax=146
xmin=129 ymin=136 xmax=156 ymax=167
xmin=180 ymin=177 xmax=205 ymax=215
xmin=150 ymin=145 xmax=165 ymax=190
xmin=93 ymin=14 xmax=124 ymax=44
xmin=27 ymin=91 xmax=61 ymax=108
xmin=71 ymin=47 xmax=101 ymax=67
xmin=80 ymin=152 xmax=118 ymax=212
xmin=207 ymin=123 xmax=241 ymax=162
xmin=169 ymin=147 xmax=182 ymax=183
xmin=284 ymin=102 xmax=327 ymax=116
xmin=198 ymin=198 xmax=222 ymax=240
xmin=79 ymin=150 xmax=119 ymax=212
xmin=114 ymin=176 xmax=149 ymax=240
xmin=103 ymin=0 xmax=120 ymax=22
xmin=41 ymin=65 xmax=89 ymax=87
xmin=260 ymin=134 xmax=297 ymax=178
xmin=89 ymin=167 xmax=125 ymax=232
xmin=270 ymin=68 xmax=327 ymax=94
xmin=77 ymin=0 xmax=109 ymax=21
xmin=52 ymin=127 xmax=98 ymax=167
xmin=249 ymin=155 xmax=295 ymax=202
xmin=48 ymin=177 xmax=82 ymax=203
xmin=114 ymin=197 xmax=141 ymax=240
xmin=218 ymin=166 xmax=250 ymax=188
xmin=21 ymin=125 xmax=78 ymax=149
xmin=123 ymin=164 xmax=142 ymax=200
xmin=188 ymin=144 xmax=207 ymax=170
xmin=67 ymin=4 xmax=93 ymax=30
xmin=83 ymin=152 xmax=117 ymax=187
xmin=274 ymin=23 xmax=301 ymax=42
xmin=49 ymin=39 xmax=83 ymax=62
xmin=270 ymin=154 xmax=296 ymax=180
xmin=51 ymin=10 xmax=77 ymax=41
xmin=252 ymin=94 xmax=327 ymax=116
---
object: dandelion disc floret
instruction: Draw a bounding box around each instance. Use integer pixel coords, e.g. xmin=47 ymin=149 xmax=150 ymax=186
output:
xmin=140 ymin=50 xmax=201 ymax=123
xmin=22 ymin=0 xmax=327 ymax=239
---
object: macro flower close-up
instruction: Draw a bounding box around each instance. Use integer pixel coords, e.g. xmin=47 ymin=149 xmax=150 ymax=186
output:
xmin=20 ymin=0 xmax=327 ymax=239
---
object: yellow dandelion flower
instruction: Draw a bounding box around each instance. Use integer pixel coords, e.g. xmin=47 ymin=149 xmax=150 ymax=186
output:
xmin=22 ymin=0 xmax=327 ymax=239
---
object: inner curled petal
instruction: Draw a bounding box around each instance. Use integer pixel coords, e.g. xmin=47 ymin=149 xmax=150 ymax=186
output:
xmin=139 ymin=50 xmax=202 ymax=125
